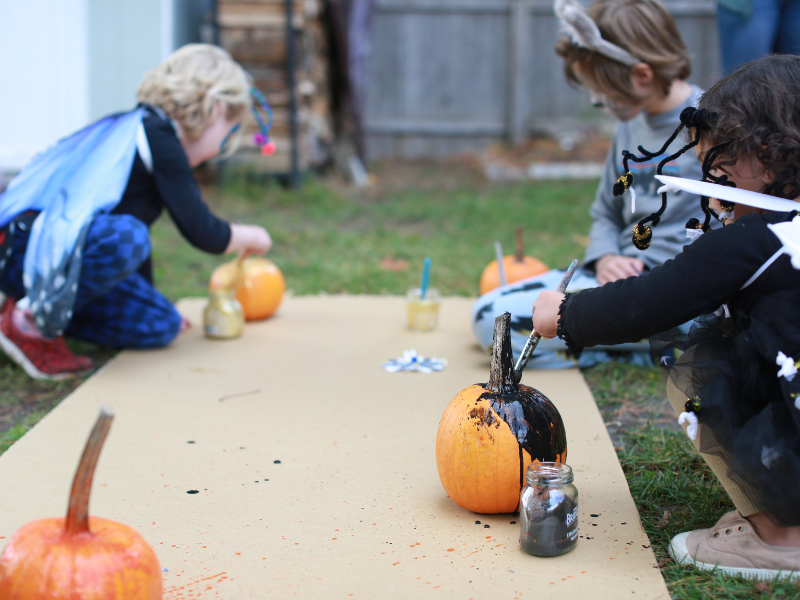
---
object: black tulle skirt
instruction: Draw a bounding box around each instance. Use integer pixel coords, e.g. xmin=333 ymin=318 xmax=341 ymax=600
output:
xmin=652 ymin=294 xmax=800 ymax=526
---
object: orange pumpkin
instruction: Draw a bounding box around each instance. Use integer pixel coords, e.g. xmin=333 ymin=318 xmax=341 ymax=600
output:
xmin=0 ymin=408 xmax=162 ymax=599
xmin=479 ymin=227 xmax=548 ymax=294
xmin=210 ymin=256 xmax=286 ymax=321
xmin=435 ymin=312 xmax=567 ymax=514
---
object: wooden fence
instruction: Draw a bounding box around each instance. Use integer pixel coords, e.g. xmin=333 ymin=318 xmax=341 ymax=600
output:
xmin=364 ymin=0 xmax=719 ymax=159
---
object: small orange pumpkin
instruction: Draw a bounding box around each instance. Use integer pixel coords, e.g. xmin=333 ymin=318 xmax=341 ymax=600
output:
xmin=479 ymin=227 xmax=548 ymax=294
xmin=210 ymin=256 xmax=286 ymax=321
xmin=435 ymin=312 xmax=567 ymax=514
xmin=0 ymin=407 xmax=162 ymax=599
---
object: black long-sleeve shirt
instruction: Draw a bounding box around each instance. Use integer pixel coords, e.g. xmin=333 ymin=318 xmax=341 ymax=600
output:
xmin=559 ymin=211 xmax=800 ymax=353
xmin=112 ymin=107 xmax=231 ymax=281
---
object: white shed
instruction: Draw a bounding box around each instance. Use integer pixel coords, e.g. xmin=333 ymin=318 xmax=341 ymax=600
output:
xmin=0 ymin=0 xmax=211 ymax=173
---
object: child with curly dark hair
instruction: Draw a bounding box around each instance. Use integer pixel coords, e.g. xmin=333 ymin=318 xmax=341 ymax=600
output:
xmin=533 ymin=54 xmax=800 ymax=580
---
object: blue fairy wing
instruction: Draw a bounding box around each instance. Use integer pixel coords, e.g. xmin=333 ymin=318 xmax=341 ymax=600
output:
xmin=0 ymin=108 xmax=145 ymax=337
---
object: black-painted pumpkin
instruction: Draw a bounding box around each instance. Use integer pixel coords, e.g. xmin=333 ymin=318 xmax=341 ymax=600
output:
xmin=435 ymin=312 xmax=567 ymax=513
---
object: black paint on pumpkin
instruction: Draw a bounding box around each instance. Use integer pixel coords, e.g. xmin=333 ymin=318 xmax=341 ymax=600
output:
xmin=477 ymin=387 xmax=568 ymax=489
xmin=476 ymin=312 xmax=568 ymax=498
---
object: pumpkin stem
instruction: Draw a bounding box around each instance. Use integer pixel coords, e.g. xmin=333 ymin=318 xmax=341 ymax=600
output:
xmin=487 ymin=312 xmax=517 ymax=393
xmin=515 ymin=226 xmax=524 ymax=263
xmin=64 ymin=406 xmax=114 ymax=536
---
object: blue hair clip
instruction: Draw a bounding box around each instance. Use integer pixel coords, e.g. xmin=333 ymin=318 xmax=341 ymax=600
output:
xmin=251 ymin=88 xmax=276 ymax=156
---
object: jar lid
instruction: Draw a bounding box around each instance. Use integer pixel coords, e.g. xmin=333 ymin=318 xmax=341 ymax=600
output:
xmin=525 ymin=462 xmax=573 ymax=486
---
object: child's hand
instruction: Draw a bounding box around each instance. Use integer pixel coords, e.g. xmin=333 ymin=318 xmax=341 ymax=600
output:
xmin=531 ymin=291 xmax=565 ymax=339
xmin=227 ymin=224 xmax=273 ymax=255
xmin=596 ymin=254 xmax=644 ymax=285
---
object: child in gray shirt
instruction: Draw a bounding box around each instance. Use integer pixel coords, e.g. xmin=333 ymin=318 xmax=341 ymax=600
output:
xmin=472 ymin=0 xmax=710 ymax=368
xmin=586 ymin=85 xmax=705 ymax=277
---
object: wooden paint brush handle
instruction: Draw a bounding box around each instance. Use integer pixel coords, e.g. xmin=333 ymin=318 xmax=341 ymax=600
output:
xmin=227 ymin=251 xmax=251 ymax=292
xmin=512 ymin=259 xmax=579 ymax=382
xmin=515 ymin=226 xmax=524 ymax=262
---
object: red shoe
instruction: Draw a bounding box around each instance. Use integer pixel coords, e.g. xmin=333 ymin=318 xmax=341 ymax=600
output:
xmin=0 ymin=299 xmax=93 ymax=380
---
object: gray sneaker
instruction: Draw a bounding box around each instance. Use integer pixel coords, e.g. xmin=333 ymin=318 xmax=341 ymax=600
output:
xmin=669 ymin=510 xmax=800 ymax=581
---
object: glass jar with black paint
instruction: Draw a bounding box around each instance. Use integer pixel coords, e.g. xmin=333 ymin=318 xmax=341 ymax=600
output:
xmin=519 ymin=462 xmax=578 ymax=556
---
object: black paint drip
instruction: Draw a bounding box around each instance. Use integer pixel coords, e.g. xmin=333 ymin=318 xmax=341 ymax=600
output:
xmin=469 ymin=313 xmax=569 ymax=513
xmin=476 ymin=384 xmax=568 ymax=505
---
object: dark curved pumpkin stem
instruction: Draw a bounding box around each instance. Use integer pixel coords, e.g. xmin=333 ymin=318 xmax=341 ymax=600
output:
xmin=64 ymin=406 xmax=114 ymax=536
xmin=515 ymin=226 xmax=524 ymax=263
xmin=487 ymin=312 xmax=518 ymax=394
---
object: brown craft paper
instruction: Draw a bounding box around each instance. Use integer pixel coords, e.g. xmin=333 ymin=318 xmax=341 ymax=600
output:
xmin=0 ymin=296 xmax=668 ymax=599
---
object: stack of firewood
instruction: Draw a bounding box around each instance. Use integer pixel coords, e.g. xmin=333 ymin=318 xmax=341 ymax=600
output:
xmin=217 ymin=0 xmax=333 ymax=173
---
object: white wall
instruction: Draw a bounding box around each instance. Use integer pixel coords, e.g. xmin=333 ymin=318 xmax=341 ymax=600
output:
xmin=86 ymin=0 xmax=169 ymax=122
xmin=0 ymin=0 xmax=213 ymax=172
xmin=0 ymin=0 xmax=90 ymax=169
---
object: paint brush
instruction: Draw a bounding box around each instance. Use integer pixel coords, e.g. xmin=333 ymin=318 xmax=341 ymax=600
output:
xmin=229 ymin=250 xmax=250 ymax=291
xmin=512 ymin=259 xmax=578 ymax=383
xmin=420 ymin=257 xmax=431 ymax=300
xmin=494 ymin=241 xmax=508 ymax=287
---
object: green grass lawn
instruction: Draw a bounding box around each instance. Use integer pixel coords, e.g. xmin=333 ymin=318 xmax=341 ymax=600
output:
xmin=149 ymin=171 xmax=595 ymax=300
xmin=584 ymin=364 xmax=800 ymax=599
xmin=1 ymin=167 xmax=797 ymax=598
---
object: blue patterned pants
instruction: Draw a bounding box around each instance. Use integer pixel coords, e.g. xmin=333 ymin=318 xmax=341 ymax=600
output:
xmin=0 ymin=213 xmax=181 ymax=348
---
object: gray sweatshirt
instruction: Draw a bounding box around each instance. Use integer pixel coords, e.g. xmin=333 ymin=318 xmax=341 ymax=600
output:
xmin=585 ymin=85 xmax=709 ymax=270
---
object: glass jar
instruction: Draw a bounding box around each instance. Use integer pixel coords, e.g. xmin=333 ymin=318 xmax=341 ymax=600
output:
xmin=406 ymin=287 xmax=441 ymax=331
xmin=203 ymin=289 xmax=244 ymax=339
xmin=519 ymin=462 xmax=578 ymax=556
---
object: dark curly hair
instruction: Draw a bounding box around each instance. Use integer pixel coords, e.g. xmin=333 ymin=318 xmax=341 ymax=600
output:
xmin=697 ymin=55 xmax=800 ymax=200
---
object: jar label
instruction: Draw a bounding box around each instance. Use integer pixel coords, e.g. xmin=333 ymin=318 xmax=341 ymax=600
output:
xmin=519 ymin=488 xmax=579 ymax=556
xmin=565 ymin=506 xmax=578 ymax=528
xmin=204 ymin=307 xmax=243 ymax=339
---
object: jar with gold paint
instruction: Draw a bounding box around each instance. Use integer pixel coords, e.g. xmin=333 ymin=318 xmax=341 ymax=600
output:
xmin=203 ymin=289 xmax=244 ymax=339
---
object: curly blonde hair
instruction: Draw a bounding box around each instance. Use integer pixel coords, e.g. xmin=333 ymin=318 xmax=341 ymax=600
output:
xmin=137 ymin=44 xmax=251 ymax=140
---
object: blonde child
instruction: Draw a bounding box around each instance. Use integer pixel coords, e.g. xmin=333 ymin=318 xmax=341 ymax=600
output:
xmin=533 ymin=55 xmax=800 ymax=579
xmin=472 ymin=0 xmax=710 ymax=368
xmin=0 ymin=44 xmax=273 ymax=380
